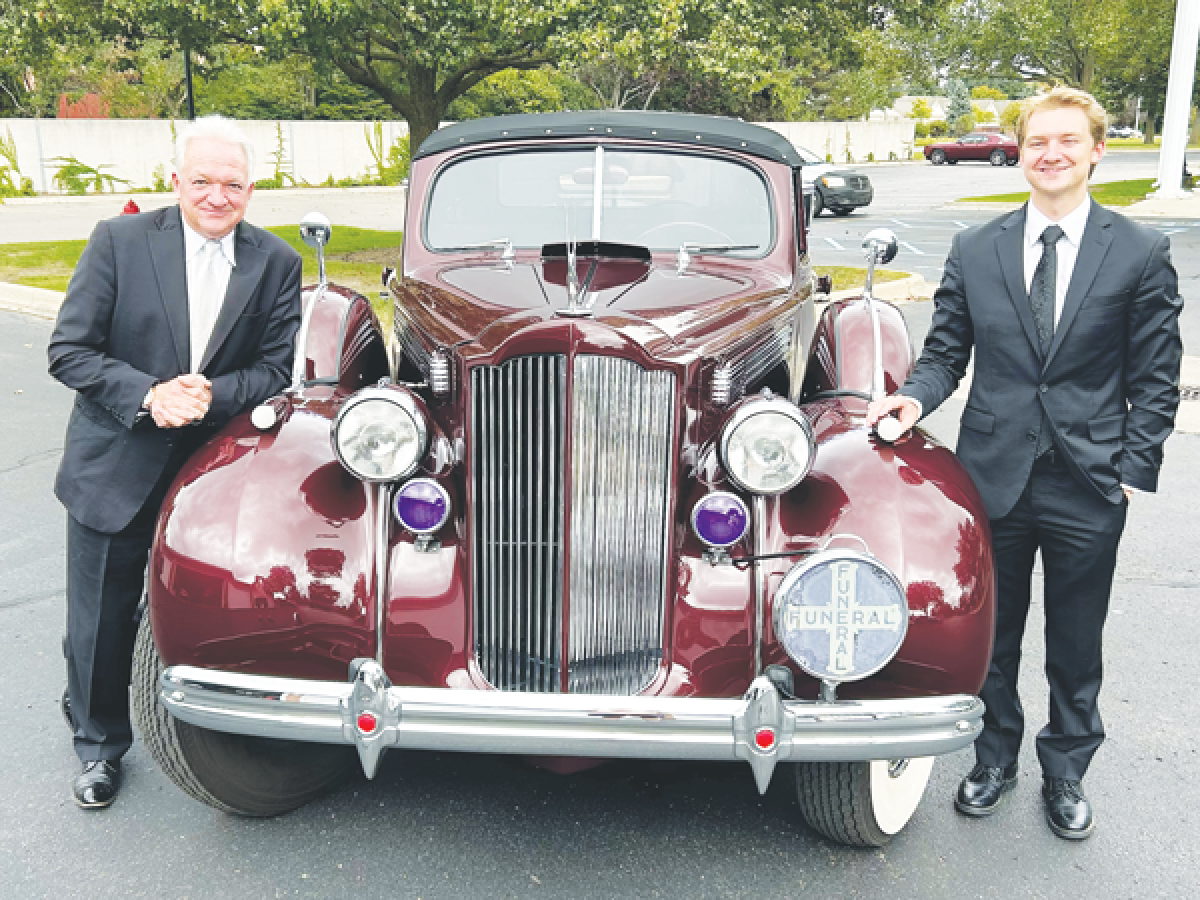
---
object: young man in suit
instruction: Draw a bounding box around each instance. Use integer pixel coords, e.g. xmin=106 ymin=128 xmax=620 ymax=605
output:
xmin=867 ymin=87 xmax=1182 ymax=839
xmin=48 ymin=116 xmax=303 ymax=809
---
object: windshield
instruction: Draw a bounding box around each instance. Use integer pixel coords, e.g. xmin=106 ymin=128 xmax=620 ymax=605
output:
xmin=794 ymin=145 xmax=824 ymax=166
xmin=425 ymin=147 xmax=773 ymax=257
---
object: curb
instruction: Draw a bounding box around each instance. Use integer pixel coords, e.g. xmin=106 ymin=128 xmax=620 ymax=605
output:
xmin=0 ymin=282 xmax=64 ymax=321
xmin=829 ymin=273 xmax=935 ymax=305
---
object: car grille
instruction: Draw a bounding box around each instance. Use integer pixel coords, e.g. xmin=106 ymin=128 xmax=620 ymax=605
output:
xmin=470 ymin=354 xmax=675 ymax=695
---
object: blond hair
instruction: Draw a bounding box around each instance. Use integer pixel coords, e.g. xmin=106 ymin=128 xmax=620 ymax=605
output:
xmin=1016 ymin=86 xmax=1108 ymax=147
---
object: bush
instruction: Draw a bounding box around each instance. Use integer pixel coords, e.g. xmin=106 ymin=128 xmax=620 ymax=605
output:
xmin=914 ymin=122 xmax=930 ymax=138
xmin=928 ymin=121 xmax=949 ymax=138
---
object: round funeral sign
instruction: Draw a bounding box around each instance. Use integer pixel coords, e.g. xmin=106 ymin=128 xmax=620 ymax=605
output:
xmin=773 ymin=550 xmax=909 ymax=682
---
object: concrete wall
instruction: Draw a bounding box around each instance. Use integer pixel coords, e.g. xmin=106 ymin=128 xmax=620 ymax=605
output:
xmin=0 ymin=119 xmax=409 ymax=193
xmin=0 ymin=118 xmax=913 ymax=194
xmin=757 ymin=121 xmax=917 ymax=164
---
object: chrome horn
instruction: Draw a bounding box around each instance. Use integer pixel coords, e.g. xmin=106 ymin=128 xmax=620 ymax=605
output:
xmin=860 ymin=228 xmax=899 ymax=401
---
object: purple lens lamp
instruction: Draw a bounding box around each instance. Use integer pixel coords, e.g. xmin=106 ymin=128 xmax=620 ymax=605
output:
xmin=691 ymin=492 xmax=750 ymax=549
xmin=394 ymin=478 xmax=451 ymax=536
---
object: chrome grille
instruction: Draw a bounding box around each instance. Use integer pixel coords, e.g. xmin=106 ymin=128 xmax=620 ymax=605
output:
xmin=470 ymin=354 xmax=675 ymax=695
xmin=568 ymin=356 xmax=674 ymax=694
xmin=471 ymin=355 xmax=567 ymax=692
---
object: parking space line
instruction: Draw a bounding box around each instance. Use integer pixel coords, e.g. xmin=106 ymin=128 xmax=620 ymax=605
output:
xmin=823 ymin=237 xmax=844 ymax=250
xmin=900 ymin=241 xmax=925 ymax=255
xmin=890 ymin=219 xmax=912 ymax=228
xmin=953 ymin=221 xmax=970 ymax=229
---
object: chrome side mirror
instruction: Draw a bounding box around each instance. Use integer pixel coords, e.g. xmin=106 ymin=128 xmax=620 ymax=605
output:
xmin=293 ymin=212 xmax=333 ymax=387
xmin=862 ymin=228 xmax=898 ymax=265
xmin=300 ymin=212 xmax=332 ymax=287
xmin=859 ymin=228 xmax=899 ymax=403
xmin=861 ymin=228 xmax=898 ymax=300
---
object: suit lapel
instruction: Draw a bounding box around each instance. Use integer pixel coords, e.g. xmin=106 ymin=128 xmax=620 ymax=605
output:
xmin=1043 ymin=200 xmax=1114 ymax=371
xmin=199 ymin=222 xmax=268 ymax=373
xmin=995 ymin=205 xmax=1042 ymax=357
xmin=146 ymin=206 xmax=190 ymax=372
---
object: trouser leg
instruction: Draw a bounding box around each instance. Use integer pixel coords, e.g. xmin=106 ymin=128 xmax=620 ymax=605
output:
xmin=64 ymin=462 xmax=176 ymax=764
xmin=1033 ymin=468 xmax=1127 ymax=780
xmin=975 ymin=479 xmax=1039 ymax=768
xmin=65 ymin=513 xmax=154 ymax=763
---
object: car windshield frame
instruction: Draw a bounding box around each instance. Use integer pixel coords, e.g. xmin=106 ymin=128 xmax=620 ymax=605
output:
xmin=422 ymin=144 xmax=777 ymax=260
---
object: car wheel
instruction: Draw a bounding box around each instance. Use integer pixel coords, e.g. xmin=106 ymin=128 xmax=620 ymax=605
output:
xmin=131 ymin=614 xmax=358 ymax=817
xmin=990 ymin=149 xmax=1007 ymax=166
xmin=795 ymin=757 xmax=935 ymax=847
xmin=811 ymin=190 xmax=824 ymax=218
xmin=1007 ymin=157 xmax=1019 ymax=166
xmin=929 ymin=149 xmax=946 ymax=165
xmin=832 ymin=208 xmax=853 ymax=217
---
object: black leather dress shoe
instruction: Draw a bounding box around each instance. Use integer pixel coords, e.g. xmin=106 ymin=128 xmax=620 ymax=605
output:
xmin=955 ymin=762 xmax=1018 ymax=816
xmin=1043 ymin=777 xmax=1094 ymax=840
xmin=72 ymin=760 xmax=120 ymax=809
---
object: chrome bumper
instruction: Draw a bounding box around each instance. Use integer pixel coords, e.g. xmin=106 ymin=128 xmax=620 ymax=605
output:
xmin=160 ymin=661 xmax=983 ymax=792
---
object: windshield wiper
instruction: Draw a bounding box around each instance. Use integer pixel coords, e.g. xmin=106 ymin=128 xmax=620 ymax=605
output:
xmin=676 ymin=242 xmax=759 ymax=275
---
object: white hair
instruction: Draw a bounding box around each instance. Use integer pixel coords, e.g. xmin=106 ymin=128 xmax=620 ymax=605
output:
xmin=174 ymin=115 xmax=256 ymax=180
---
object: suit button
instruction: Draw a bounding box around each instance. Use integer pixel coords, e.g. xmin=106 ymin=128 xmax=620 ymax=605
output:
xmin=1039 ymin=384 xmax=1048 ymax=393
xmin=1026 ymin=431 xmax=1037 ymax=442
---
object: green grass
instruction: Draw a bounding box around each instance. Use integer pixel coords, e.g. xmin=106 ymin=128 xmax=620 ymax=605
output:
xmin=814 ymin=266 xmax=911 ymax=291
xmin=2 ymin=228 xmax=905 ymax=326
xmin=958 ymin=177 xmax=1157 ymax=206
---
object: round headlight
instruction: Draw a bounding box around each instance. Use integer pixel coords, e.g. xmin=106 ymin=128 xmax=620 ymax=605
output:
xmin=691 ymin=492 xmax=749 ymax=548
xmin=772 ymin=550 xmax=908 ymax=683
xmin=394 ymin=478 xmax=450 ymax=534
xmin=332 ymin=388 xmax=427 ymax=482
xmin=719 ymin=398 xmax=816 ymax=494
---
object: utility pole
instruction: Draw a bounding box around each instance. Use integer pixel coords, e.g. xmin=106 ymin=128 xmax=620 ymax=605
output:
xmin=1153 ymin=0 xmax=1200 ymax=197
xmin=183 ymin=46 xmax=196 ymax=120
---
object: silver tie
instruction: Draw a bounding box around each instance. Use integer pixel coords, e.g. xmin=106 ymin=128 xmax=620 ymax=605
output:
xmin=189 ymin=240 xmax=223 ymax=373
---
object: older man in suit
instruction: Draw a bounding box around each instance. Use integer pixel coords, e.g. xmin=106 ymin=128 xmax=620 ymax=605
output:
xmin=868 ymin=87 xmax=1182 ymax=839
xmin=49 ymin=115 xmax=302 ymax=808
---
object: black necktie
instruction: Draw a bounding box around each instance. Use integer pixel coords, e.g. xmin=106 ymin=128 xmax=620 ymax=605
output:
xmin=1030 ymin=224 xmax=1064 ymax=459
xmin=1029 ymin=225 xmax=1064 ymax=356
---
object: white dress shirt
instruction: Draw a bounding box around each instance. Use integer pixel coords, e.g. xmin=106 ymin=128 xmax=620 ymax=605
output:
xmin=1023 ymin=198 xmax=1090 ymax=326
xmin=182 ymin=220 xmax=236 ymax=373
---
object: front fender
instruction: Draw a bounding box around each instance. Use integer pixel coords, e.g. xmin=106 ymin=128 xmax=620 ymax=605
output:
xmin=149 ymin=388 xmax=376 ymax=679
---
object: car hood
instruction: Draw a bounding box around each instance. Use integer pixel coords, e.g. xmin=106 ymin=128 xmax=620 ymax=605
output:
xmin=398 ymin=251 xmax=793 ymax=360
xmin=802 ymin=163 xmax=865 ymax=188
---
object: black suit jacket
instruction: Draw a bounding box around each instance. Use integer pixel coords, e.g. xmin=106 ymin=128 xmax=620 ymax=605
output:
xmin=49 ymin=205 xmax=303 ymax=533
xmin=900 ymin=200 xmax=1182 ymax=520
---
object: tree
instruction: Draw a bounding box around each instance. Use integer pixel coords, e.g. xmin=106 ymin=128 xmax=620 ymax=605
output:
xmin=946 ymin=78 xmax=972 ymax=130
xmin=909 ymin=97 xmax=932 ymax=119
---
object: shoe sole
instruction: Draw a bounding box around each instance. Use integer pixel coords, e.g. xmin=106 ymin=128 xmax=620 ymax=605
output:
xmin=72 ymin=793 xmax=115 ymax=810
xmin=954 ymin=777 xmax=1017 ymax=817
xmin=1044 ymin=810 xmax=1094 ymax=840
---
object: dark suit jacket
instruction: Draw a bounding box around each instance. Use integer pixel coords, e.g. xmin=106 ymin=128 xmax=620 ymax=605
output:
xmin=900 ymin=200 xmax=1182 ymax=520
xmin=49 ymin=205 xmax=303 ymax=533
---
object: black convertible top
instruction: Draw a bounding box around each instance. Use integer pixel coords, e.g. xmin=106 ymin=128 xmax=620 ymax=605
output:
xmin=414 ymin=110 xmax=802 ymax=167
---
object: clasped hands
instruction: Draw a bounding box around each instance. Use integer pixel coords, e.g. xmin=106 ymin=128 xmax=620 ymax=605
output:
xmin=149 ymin=374 xmax=211 ymax=428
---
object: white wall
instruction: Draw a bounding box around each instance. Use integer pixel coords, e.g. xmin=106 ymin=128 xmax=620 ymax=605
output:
xmin=0 ymin=117 xmax=913 ymax=195
xmin=0 ymin=119 xmax=409 ymax=193
xmin=758 ymin=121 xmax=917 ymax=164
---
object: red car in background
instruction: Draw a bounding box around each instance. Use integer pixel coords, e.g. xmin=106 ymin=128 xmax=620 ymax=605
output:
xmin=924 ymin=132 xmax=1019 ymax=166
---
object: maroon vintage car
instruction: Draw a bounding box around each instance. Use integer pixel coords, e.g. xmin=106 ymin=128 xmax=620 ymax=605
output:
xmin=132 ymin=111 xmax=995 ymax=848
xmin=924 ymin=132 xmax=1019 ymax=166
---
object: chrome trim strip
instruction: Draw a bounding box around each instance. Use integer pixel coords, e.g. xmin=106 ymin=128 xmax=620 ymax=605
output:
xmin=753 ymin=495 xmax=768 ymax=676
xmin=373 ymin=483 xmax=391 ymax=662
xmin=160 ymin=666 xmax=985 ymax=786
